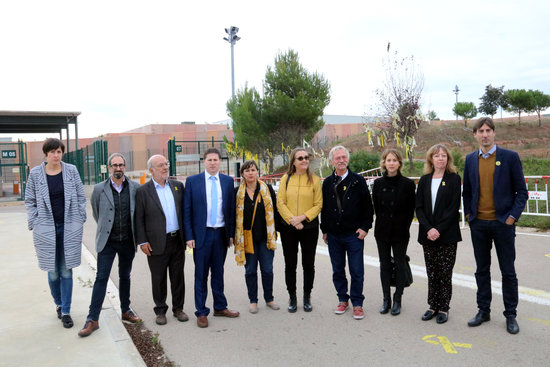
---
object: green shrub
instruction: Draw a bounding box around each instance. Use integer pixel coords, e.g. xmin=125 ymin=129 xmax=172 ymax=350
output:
xmin=349 ymin=150 xmax=380 ymax=173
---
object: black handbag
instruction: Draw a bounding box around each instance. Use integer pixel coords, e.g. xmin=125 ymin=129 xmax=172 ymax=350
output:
xmin=390 ymin=255 xmax=413 ymax=287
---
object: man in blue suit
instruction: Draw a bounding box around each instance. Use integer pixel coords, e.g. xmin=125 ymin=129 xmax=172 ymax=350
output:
xmin=184 ymin=147 xmax=239 ymax=328
xmin=463 ymin=117 xmax=528 ymax=335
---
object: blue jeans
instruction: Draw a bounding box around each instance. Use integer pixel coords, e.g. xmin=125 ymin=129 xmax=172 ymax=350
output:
xmin=87 ymin=240 xmax=135 ymax=321
xmin=48 ymin=224 xmax=73 ymax=315
xmin=470 ymin=219 xmax=518 ymax=317
xmin=327 ymin=232 xmax=365 ymax=306
xmin=244 ymin=240 xmax=274 ymax=304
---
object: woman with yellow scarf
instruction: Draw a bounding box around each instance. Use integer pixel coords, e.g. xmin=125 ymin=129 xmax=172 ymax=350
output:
xmin=234 ymin=160 xmax=280 ymax=314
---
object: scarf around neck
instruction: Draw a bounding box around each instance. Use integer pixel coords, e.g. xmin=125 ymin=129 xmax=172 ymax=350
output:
xmin=234 ymin=179 xmax=277 ymax=266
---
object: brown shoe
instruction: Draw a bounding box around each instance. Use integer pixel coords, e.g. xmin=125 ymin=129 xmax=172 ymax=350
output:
xmin=155 ymin=314 xmax=167 ymax=325
xmin=213 ymin=309 xmax=240 ymax=318
xmin=197 ymin=316 xmax=208 ymax=328
xmin=78 ymin=320 xmax=99 ymax=337
xmin=122 ymin=310 xmax=142 ymax=324
xmin=173 ymin=310 xmax=189 ymax=322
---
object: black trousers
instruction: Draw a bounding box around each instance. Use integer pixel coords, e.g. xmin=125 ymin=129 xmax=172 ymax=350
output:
xmin=423 ymin=242 xmax=457 ymax=312
xmin=376 ymin=239 xmax=408 ymax=299
xmin=146 ymin=234 xmax=185 ymax=315
xmin=280 ymin=225 xmax=319 ymax=296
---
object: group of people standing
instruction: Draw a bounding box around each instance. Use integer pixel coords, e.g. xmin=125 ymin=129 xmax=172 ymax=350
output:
xmin=25 ymin=116 xmax=527 ymax=337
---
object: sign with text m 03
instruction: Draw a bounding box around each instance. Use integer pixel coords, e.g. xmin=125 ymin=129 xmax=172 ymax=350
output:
xmin=1 ymin=150 xmax=16 ymax=159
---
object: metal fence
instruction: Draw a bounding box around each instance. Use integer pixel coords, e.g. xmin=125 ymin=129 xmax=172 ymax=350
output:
xmin=63 ymin=140 xmax=108 ymax=185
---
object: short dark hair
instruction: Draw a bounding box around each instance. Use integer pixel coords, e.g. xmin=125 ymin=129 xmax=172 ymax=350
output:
xmin=203 ymin=147 xmax=221 ymax=160
xmin=240 ymin=160 xmax=259 ymax=175
xmin=473 ymin=117 xmax=495 ymax=133
xmin=42 ymin=138 xmax=65 ymax=155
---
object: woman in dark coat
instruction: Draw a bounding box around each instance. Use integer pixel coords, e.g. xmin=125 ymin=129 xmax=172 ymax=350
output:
xmin=372 ymin=148 xmax=416 ymax=316
xmin=416 ymin=144 xmax=462 ymax=324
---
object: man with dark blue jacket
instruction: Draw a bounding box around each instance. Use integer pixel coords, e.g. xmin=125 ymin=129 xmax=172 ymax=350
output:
xmin=463 ymin=117 xmax=528 ymax=334
xmin=321 ymin=145 xmax=374 ymax=320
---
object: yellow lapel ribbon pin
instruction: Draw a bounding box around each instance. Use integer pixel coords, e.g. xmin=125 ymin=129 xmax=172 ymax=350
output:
xmin=442 ymin=181 xmax=446 ymax=186
xmin=496 ymin=161 xmax=501 ymax=166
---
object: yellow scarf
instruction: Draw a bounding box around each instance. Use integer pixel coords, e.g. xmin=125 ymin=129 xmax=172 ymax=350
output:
xmin=234 ymin=179 xmax=277 ymax=266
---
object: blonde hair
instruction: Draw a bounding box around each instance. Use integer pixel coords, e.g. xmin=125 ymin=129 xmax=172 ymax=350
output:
xmin=286 ymin=148 xmax=313 ymax=184
xmin=380 ymin=148 xmax=403 ymax=174
xmin=423 ymin=144 xmax=457 ymax=174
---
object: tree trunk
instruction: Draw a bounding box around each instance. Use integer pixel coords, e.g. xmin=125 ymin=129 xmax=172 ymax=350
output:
xmin=518 ymin=111 xmax=522 ymax=125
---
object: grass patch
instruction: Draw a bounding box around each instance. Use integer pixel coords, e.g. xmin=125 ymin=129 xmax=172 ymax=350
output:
xmin=517 ymin=216 xmax=550 ymax=231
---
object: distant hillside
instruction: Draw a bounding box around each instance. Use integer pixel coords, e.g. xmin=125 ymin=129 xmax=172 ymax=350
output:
xmin=337 ymin=116 xmax=550 ymax=160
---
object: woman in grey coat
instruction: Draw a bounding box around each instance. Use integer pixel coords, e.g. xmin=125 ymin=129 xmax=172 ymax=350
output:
xmin=25 ymin=138 xmax=86 ymax=328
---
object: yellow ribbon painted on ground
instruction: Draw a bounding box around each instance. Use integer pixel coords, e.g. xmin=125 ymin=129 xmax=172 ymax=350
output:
xmin=423 ymin=335 xmax=472 ymax=354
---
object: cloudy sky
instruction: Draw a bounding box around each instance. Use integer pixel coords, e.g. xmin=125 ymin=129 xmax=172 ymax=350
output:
xmin=1 ymin=0 xmax=549 ymax=140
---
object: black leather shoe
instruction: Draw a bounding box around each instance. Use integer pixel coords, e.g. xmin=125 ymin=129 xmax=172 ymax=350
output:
xmin=506 ymin=316 xmax=520 ymax=334
xmin=303 ymin=294 xmax=312 ymax=312
xmin=436 ymin=312 xmax=448 ymax=324
xmin=288 ymin=296 xmax=297 ymax=313
xmin=391 ymin=301 xmax=401 ymax=316
xmin=421 ymin=309 xmax=438 ymax=321
xmin=61 ymin=314 xmax=74 ymax=328
xmin=379 ymin=298 xmax=391 ymax=314
xmin=467 ymin=311 xmax=490 ymax=327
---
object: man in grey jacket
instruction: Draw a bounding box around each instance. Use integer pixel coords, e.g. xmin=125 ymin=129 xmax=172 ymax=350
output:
xmin=78 ymin=153 xmax=142 ymax=337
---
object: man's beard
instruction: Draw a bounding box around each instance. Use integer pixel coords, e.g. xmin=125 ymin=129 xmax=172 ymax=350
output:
xmin=113 ymin=171 xmax=123 ymax=179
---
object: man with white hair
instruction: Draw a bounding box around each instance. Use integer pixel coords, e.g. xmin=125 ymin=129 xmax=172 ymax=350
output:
xmin=321 ymin=145 xmax=374 ymax=320
xmin=135 ymin=154 xmax=188 ymax=325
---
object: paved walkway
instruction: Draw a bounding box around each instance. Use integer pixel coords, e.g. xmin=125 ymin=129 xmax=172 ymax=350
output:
xmin=0 ymin=203 xmax=145 ymax=367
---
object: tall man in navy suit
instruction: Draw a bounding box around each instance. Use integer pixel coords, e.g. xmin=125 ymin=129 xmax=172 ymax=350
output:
xmin=463 ymin=117 xmax=528 ymax=334
xmin=184 ymin=147 xmax=239 ymax=328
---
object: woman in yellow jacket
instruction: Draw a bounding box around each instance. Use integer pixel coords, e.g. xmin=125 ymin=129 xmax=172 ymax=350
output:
xmin=277 ymin=148 xmax=323 ymax=313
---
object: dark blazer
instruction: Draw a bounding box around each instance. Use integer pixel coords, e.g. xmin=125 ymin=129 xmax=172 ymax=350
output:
xmin=135 ymin=179 xmax=185 ymax=255
xmin=416 ymin=172 xmax=462 ymax=246
xmin=91 ymin=177 xmax=140 ymax=253
xmin=184 ymin=172 xmax=235 ymax=249
xmin=463 ymin=146 xmax=528 ymax=223
xmin=372 ymin=173 xmax=416 ymax=243
xmin=320 ymin=170 xmax=374 ymax=235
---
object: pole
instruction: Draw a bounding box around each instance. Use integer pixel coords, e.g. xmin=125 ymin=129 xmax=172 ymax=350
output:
xmin=231 ymin=42 xmax=235 ymax=97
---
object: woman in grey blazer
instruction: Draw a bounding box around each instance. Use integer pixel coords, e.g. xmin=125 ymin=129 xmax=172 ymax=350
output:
xmin=25 ymin=138 xmax=87 ymax=328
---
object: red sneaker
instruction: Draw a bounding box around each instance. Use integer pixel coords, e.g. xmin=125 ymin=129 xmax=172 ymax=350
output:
xmin=353 ymin=306 xmax=365 ymax=320
xmin=334 ymin=302 xmax=349 ymax=314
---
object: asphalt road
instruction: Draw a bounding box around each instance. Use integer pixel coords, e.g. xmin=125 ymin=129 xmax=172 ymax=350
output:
xmin=79 ymin=202 xmax=550 ymax=367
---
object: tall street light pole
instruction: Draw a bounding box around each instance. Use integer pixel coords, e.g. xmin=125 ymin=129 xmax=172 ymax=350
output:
xmin=224 ymin=26 xmax=241 ymax=98
xmin=453 ymin=85 xmax=460 ymax=121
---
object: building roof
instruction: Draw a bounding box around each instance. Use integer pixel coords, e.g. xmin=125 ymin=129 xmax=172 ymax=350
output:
xmin=0 ymin=110 xmax=80 ymax=133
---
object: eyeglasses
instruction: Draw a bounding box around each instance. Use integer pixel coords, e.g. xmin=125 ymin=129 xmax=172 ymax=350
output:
xmin=155 ymin=162 xmax=170 ymax=168
xmin=110 ymin=164 xmax=126 ymax=168
xmin=296 ymin=156 xmax=309 ymax=161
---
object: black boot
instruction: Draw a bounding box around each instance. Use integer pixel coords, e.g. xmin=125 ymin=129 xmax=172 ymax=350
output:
xmin=379 ymin=297 xmax=391 ymax=314
xmin=288 ymin=293 xmax=297 ymax=313
xmin=303 ymin=294 xmax=312 ymax=312
xmin=391 ymin=293 xmax=402 ymax=316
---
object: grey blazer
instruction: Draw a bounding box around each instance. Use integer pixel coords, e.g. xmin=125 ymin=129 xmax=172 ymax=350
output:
xmin=25 ymin=162 xmax=87 ymax=272
xmin=91 ymin=177 xmax=140 ymax=253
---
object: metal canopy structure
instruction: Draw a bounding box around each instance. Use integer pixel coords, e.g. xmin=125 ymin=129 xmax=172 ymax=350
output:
xmin=0 ymin=110 xmax=81 ymax=151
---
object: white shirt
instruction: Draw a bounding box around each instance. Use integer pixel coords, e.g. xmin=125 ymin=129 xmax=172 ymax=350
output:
xmin=152 ymin=178 xmax=179 ymax=233
xmin=431 ymin=177 xmax=442 ymax=213
xmin=205 ymin=171 xmax=224 ymax=228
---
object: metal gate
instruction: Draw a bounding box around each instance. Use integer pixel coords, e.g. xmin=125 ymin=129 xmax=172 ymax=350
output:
xmin=167 ymin=137 xmax=230 ymax=177
xmin=63 ymin=140 xmax=108 ymax=184
xmin=0 ymin=141 xmax=28 ymax=200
